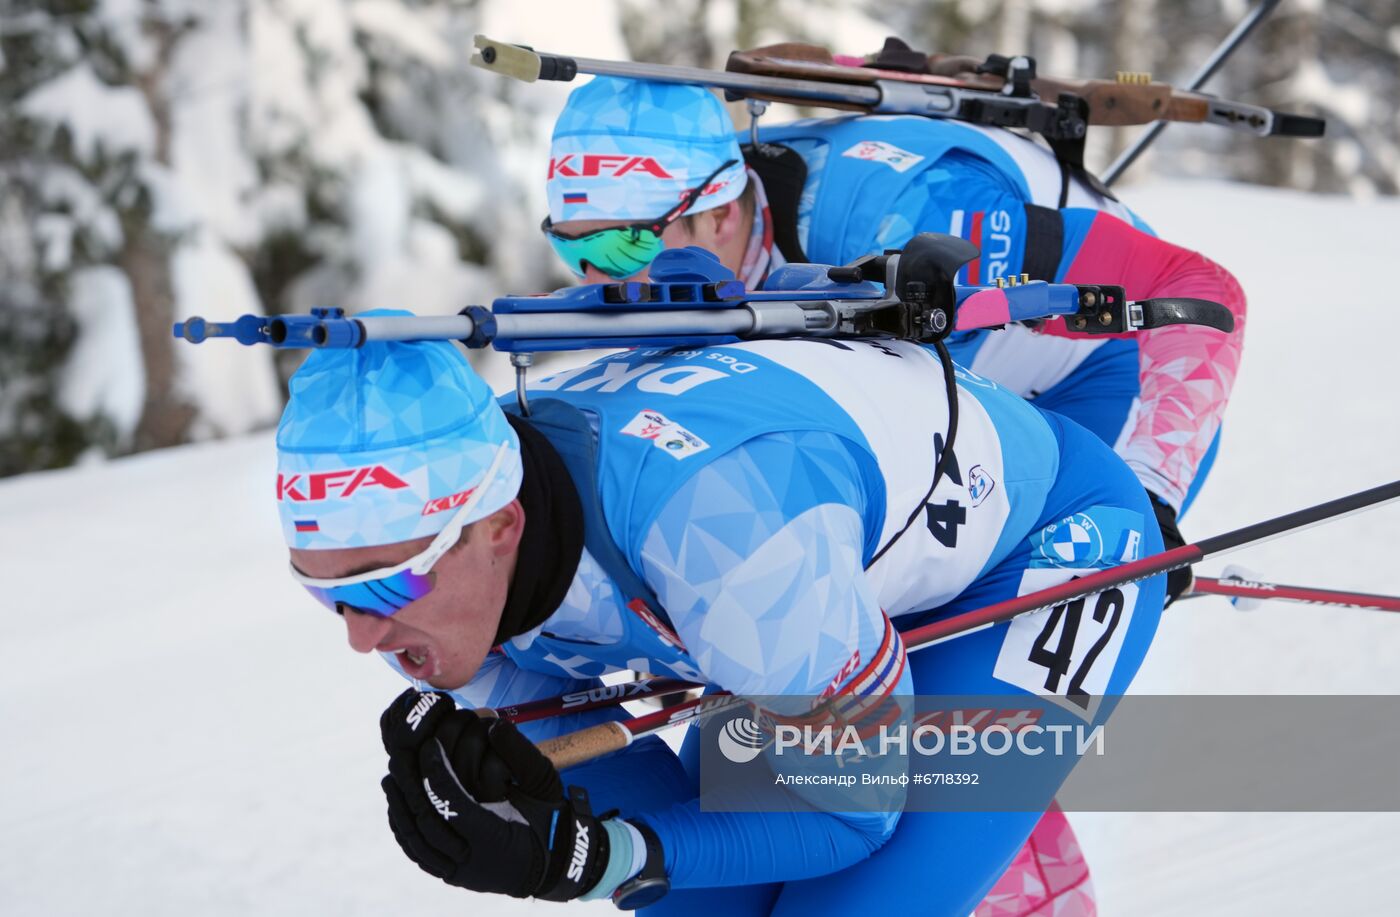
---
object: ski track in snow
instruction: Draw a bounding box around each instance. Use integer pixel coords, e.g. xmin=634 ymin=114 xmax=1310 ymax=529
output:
xmin=1 ymin=180 xmax=1397 ymax=915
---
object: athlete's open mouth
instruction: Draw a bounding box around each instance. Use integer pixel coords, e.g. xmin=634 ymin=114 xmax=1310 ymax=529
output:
xmin=391 ymin=646 xmax=436 ymax=679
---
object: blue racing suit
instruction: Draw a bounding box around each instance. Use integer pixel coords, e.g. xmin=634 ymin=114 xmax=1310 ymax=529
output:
xmin=386 ymin=338 xmax=1166 ymax=913
xmin=752 ymin=116 xmax=1246 ymax=515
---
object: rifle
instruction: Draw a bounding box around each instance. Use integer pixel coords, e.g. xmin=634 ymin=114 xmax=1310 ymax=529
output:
xmin=471 ymin=33 xmax=1324 ymax=200
xmin=725 ymin=38 xmax=1323 ymax=139
xmin=173 ymin=233 xmax=1232 ymax=379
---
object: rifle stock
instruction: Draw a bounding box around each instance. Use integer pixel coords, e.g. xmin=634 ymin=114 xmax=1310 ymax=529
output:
xmin=730 ymin=44 xmax=1219 ymax=128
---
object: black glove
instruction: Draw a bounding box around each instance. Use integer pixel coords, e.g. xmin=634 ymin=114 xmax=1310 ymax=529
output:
xmin=1147 ymin=491 xmax=1193 ymax=606
xmin=379 ymin=688 xmax=610 ymax=901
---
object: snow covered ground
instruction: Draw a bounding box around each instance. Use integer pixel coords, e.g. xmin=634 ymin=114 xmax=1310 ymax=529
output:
xmin=2 ymin=179 xmax=1397 ymax=915
xmin=1070 ymin=178 xmax=1400 ymax=915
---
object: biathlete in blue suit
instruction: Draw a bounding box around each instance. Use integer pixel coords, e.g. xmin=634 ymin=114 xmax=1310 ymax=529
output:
xmin=278 ymin=308 xmax=1167 ymax=909
xmin=542 ymin=78 xmax=1248 ymax=608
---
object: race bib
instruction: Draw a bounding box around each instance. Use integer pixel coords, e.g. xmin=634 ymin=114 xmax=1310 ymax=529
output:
xmin=993 ymin=568 xmax=1138 ymax=721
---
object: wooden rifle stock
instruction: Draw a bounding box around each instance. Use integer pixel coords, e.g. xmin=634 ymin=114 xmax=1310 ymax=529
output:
xmin=729 ymin=43 xmax=1240 ymax=128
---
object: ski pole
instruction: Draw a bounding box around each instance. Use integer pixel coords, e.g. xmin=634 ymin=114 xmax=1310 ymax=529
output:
xmin=531 ymin=478 xmax=1400 ymax=769
xmin=494 ymin=557 xmax=1400 ymax=731
xmin=1103 ymin=0 xmax=1283 ymax=185
xmin=1189 ymin=574 xmax=1400 ymax=613
xmin=482 ymin=676 xmax=702 ymax=724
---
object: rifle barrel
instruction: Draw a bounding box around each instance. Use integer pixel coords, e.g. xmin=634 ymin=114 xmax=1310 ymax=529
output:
xmin=565 ymin=55 xmax=881 ymax=107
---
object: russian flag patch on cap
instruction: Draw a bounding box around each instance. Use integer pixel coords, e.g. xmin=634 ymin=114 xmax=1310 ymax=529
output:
xmin=294 ymin=519 xmax=320 ymax=533
xmin=563 ymin=192 xmax=588 ymax=205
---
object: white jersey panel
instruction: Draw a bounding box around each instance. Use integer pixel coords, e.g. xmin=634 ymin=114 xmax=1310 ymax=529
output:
xmin=956 ymin=123 xmax=1136 ymax=218
xmin=731 ymin=339 xmax=1012 ymax=615
xmin=966 ymin=322 xmax=1106 ymax=398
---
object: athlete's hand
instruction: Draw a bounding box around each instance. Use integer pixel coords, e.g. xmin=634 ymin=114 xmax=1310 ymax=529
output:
xmin=379 ymin=687 xmax=609 ymax=901
xmin=1147 ymin=491 xmax=1193 ymax=605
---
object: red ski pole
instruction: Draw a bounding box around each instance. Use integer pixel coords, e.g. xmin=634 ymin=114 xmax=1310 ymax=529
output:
xmin=524 ymin=479 xmax=1400 ymax=768
xmin=1191 ymin=574 xmax=1400 ymax=613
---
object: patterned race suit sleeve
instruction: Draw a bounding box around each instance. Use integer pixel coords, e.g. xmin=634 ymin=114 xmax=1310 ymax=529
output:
xmin=625 ymin=429 xmax=914 ymax=888
xmin=1047 ymin=209 xmax=1247 ymax=511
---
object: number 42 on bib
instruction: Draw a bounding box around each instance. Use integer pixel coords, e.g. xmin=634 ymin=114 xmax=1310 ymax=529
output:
xmin=993 ymin=570 xmax=1140 ymax=721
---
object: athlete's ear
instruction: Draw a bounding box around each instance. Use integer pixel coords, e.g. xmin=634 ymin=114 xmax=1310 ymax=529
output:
xmin=695 ymin=198 xmax=752 ymax=276
xmin=705 ymin=198 xmax=748 ymax=249
xmin=477 ymin=499 xmax=525 ymax=557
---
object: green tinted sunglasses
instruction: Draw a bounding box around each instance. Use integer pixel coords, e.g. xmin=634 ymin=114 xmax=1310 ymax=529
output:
xmin=543 ymin=159 xmax=737 ymax=279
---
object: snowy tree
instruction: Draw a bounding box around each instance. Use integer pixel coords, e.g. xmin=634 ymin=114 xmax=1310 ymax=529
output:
xmin=1215 ymin=0 xmax=1399 ymax=195
xmin=3 ymin=0 xmax=1396 ymax=479
xmin=861 ymin=0 xmax=1398 ymax=193
xmin=3 ymin=0 xmax=282 ymax=467
xmin=0 ymin=0 xmax=579 ymax=477
xmin=614 ymin=0 xmax=889 ymax=132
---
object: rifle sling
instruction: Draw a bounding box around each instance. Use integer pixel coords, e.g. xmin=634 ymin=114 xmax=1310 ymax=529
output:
xmin=1022 ymin=205 xmax=1064 ymax=282
xmin=743 ymin=141 xmax=811 ymax=264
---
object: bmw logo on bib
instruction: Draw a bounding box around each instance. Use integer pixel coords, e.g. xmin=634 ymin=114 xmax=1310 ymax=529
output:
xmin=1036 ymin=513 xmax=1104 ymax=568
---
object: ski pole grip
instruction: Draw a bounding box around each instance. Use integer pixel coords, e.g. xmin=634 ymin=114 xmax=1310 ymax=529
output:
xmin=537 ymin=721 xmax=632 ymax=770
xmin=475 ymin=707 xmax=629 ymax=768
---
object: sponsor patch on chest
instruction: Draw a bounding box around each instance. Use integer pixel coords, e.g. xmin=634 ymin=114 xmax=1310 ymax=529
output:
xmin=620 ymin=409 xmax=710 ymax=459
xmin=841 ymin=140 xmax=925 ymax=173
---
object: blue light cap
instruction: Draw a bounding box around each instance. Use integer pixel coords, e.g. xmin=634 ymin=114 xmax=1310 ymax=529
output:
xmin=275 ymin=310 xmax=522 ymax=550
xmin=548 ymin=77 xmax=747 ymax=223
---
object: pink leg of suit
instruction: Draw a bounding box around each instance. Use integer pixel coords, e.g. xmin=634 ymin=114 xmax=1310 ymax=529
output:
xmin=975 ymin=215 xmax=1244 ymax=915
xmin=975 ymin=803 xmax=1097 ymax=917
xmin=1041 ymin=213 xmax=1247 ymax=512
